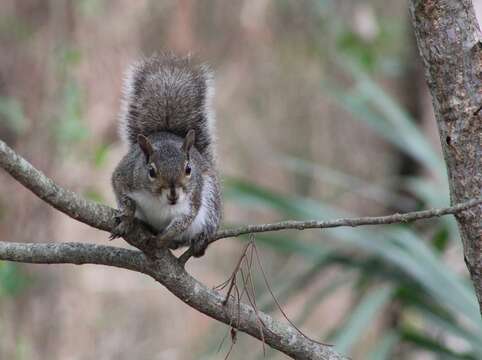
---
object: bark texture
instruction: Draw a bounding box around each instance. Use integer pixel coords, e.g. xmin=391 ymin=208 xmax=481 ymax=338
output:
xmin=0 ymin=140 xmax=342 ymax=360
xmin=409 ymin=0 xmax=482 ymax=312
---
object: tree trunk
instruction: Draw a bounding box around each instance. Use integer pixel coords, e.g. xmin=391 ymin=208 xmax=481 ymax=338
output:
xmin=409 ymin=0 xmax=482 ymax=313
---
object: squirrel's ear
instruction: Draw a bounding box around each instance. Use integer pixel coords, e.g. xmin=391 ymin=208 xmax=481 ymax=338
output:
xmin=182 ymin=129 xmax=195 ymax=154
xmin=138 ymin=134 xmax=153 ymax=162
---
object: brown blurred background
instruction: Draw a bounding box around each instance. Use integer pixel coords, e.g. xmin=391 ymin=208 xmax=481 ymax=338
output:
xmin=1 ymin=1 xmax=482 ymax=359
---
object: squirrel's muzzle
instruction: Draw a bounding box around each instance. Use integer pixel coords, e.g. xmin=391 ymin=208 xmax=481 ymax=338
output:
xmin=167 ymin=187 xmax=179 ymax=205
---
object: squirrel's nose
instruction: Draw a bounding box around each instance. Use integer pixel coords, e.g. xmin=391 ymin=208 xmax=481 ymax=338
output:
xmin=167 ymin=195 xmax=178 ymax=204
xmin=167 ymin=188 xmax=179 ymax=204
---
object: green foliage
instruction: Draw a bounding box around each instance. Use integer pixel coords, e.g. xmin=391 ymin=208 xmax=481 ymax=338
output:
xmin=224 ymin=176 xmax=482 ymax=358
xmin=75 ymin=0 xmax=106 ymax=18
xmin=83 ymin=187 xmax=104 ymax=203
xmin=326 ymin=60 xmax=444 ymax=176
xmin=92 ymin=143 xmax=111 ymax=168
xmin=204 ymin=4 xmax=477 ymax=353
xmin=432 ymin=226 xmax=450 ymax=252
xmin=0 ymin=16 xmax=33 ymax=42
xmin=367 ymin=331 xmax=400 ymax=360
xmin=401 ymin=327 xmax=477 ymax=359
xmin=54 ymin=81 xmax=88 ymax=145
xmin=50 ymin=45 xmax=88 ymax=148
xmin=0 ymin=97 xmax=27 ymax=136
xmin=226 ymin=67 xmax=482 ymax=359
xmin=336 ymin=19 xmax=405 ymax=75
xmin=0 ymin=261 xmax=29 ymax=298
xmin=332 ymin=286 xmax=394 ymax=353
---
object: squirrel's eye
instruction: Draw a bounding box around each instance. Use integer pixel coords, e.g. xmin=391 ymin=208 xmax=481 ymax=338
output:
xmin=185 ymin=163 xmax=192 ymax=176
xmin=148 ymin=165 xmax=156 ymax=178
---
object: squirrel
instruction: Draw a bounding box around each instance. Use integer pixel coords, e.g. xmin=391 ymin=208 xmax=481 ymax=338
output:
xmin=111 ymin=53 xmax=222 ymax=257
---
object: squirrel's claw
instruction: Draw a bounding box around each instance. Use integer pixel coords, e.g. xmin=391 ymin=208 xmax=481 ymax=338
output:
xmin=109 ymin=215 xmax=134 ymax=240
xmin=109 ymin=229 xmax=123 ymax=240
xmin=191 ymin=232 xmax=210 ymax=258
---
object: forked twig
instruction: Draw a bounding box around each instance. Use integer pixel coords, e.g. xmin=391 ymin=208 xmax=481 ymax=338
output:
xmin=251 ymin=242 xmax=332 ymax=347
xmin=217 ymin=236 xmax=331 ymax=359
xmin=222 ymin=242 xmax=251 ymax=306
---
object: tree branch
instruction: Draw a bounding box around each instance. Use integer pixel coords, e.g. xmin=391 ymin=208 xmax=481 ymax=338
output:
xmin=212 ymin=198 xmax=482 ymax=240
xmin=0 ymin=139 xmax=343 ymax=359
xmin=0 ymin=134 xmax=480 ymax=358
xmin=179 ymin=197 xmax=482 ymax=262
xmin=409 ymin=0 xmax=482 ymax=314
xmin=0 ymin=241 xmax=339 ymax=360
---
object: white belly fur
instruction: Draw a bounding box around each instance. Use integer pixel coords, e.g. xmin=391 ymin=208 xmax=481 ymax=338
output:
xmin=129 ymin=190 xmax=191 ymax=231
xmin=128 ymin=176 xmax=213 ymax=240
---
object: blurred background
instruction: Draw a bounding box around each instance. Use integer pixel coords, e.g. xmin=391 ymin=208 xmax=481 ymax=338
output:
xmin=1 ymin=1 xmax=482 ymax=359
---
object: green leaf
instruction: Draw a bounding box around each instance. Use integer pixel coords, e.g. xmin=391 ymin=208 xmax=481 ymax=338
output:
xmin=0 ymin=261 xmax=29 ymax=297
xmin=332 ymin=285 xmax=393 ymax=354
xmin=411 ymin=306 xmax=482 ymax=355
xmin=274 ymin=154 xmax=416 ymax=208
xmin=257 ymin=247 xmax=347 ymax=312
xmin=76 ymin=0 xmax=106 ymax=18
xmin=83 ymin=188 xmax=104 ymax=203
xmin=55 ymin=81 xmax=88 ymax=144
xmin=0 ymin=97 xmax=27 ymax=135
xmin=432 ymin=226 xmax=450 ymax=252
xmin=226 ymin=179 xmax=482 ymax=330
xmin=326 ymin=59 xmax=445 ymax=176
xmin=355 ymin=73 xmax=443 ymax=175
xmin=337 ymin=31 xmax=377 ymax=71
xmin=0 ymin=16 xmax=33 ymax=41
xmin=93 ymin=143 xmax=111 ymax=168
xmin=62 ymin=48 xmax=82 ymax=66
xmin=366 ymin=331 xmax=399 ymax=360
xmin=401 ymin=327 xmax=477 ymax=360
xmin=295 ymin=274 xmax=352 ymax=326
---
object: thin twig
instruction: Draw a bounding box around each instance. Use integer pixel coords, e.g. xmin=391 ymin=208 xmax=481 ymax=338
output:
xmin=252 ymin=242 xmax=332 ymax=347
xmin=210 ymin=197 xmax=482 ymax=242
xmin=223 ymin=328 xmax=237 ymax=360
xmin=178 ymin=197 xmax=482 ymax=262
xmin=218 ymin=241 xmax=268 ymax=357
xmin=240 ymin=265 xmax=267 ymax=352
xmin=222 ymin=242 xmax=251 ymax=306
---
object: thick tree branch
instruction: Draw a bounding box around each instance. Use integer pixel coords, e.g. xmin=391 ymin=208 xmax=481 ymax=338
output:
xmin=0 ymin=139 xmax=343 ymax=359
xmin=0 ymin=133 xmax=480 ymax=358
xmin=0 ymin=139 xmax=114 ymax=232
xmin=0 ymin=241 xmax=339 ymax=360
xmin=409 ymin=0 xmax=482 ymax=314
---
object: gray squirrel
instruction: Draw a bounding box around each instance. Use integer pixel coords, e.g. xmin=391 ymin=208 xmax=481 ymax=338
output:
xmin=111 ymin=53 xmax=222 ymax=257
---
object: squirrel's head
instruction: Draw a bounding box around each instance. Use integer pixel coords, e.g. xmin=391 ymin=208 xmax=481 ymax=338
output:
xmin=137 ymin=130 xmax=197 ymax=206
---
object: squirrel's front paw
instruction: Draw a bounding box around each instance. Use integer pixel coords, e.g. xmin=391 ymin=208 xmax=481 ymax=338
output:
xmin=191 ymin=232 xmax=210 ymax=257
xmin=109 ymin=215 xmax=135 ymax=240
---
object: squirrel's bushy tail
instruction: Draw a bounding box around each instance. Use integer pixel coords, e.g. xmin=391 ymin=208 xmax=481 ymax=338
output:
xmin=119 ymin=53 xmax=216 ymax=159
